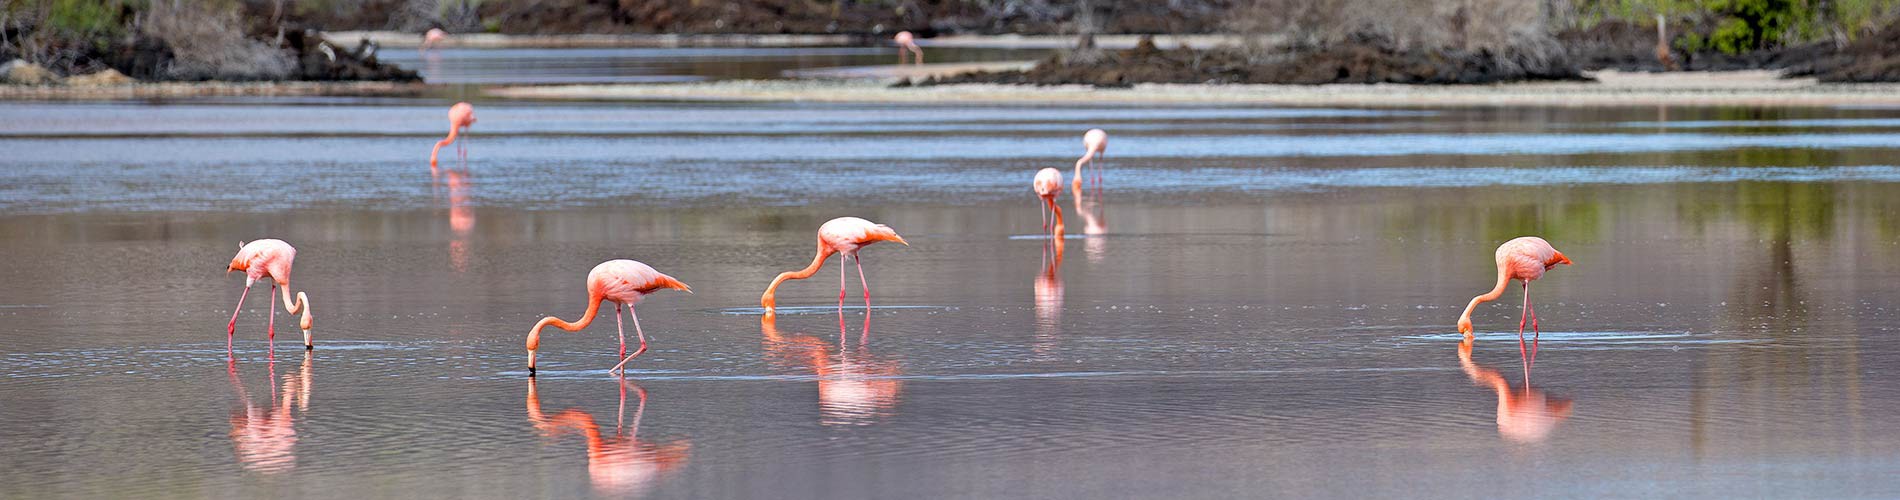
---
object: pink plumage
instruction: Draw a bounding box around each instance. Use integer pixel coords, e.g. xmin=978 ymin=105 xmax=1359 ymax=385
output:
xmin=817 ymin=217 xmax=904 ymax=257
xmin=225 ymin=239 xmax=314 ymax=349
xmin=231 ymin=239 xmax=296 ymax=286
xmin=526 ymin=259 xmax=691 ymax=374
xmin=1075 ymin=129 xmax=1108 ymax=188
xmin=1457 ymin=236 xmax=1572 ymax=374
xmin=1033 ymin=168 xmax=1061 ymax=198
xmin=430 ymin=102 xmax=476 ymax=168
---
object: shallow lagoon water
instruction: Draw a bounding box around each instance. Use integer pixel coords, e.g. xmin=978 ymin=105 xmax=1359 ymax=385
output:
xmin=2 ymin=96 xmax=1899 ymax=498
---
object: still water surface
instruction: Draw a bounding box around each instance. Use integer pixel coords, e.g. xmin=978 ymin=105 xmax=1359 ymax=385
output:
xmin=2 ymin=86 xmax=1899 ymax=497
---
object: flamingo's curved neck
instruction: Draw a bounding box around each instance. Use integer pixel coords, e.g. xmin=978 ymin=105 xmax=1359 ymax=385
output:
xmin=1047 ymin=197 xmax=1065 ymax=237
xmin=762 ymin=242 xmax=835 ymax=309
xmin=277 ymin=284 xmax=312 ymax=330
xmin=528 ymin=290 xmax=605 ymax=351
xmin=1459 ymin=264 xmax=1511 ymax=326
xmin=430 ymin=126 xmax=461 ymax=166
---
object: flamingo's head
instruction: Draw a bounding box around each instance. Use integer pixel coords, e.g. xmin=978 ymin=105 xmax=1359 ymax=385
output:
xmin=760 ymin=292 xmax=778 ymax=314
xmin=1457 ymin=315 xmax=1474 ymax=337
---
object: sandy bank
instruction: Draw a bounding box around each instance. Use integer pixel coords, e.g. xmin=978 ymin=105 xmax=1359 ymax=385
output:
xmin=0 ymin=81 xmax=425 ymax=101
xmin=324 ymin=31 xmax=858 ymax=49
xmin=487 ymin=70 xmax=1900 ymax=107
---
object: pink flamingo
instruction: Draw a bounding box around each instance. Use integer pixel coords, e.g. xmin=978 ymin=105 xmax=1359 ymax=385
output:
xmin=526 ymin=260 xmax=692 ymax=375
xmin=420 ymin=28 xmax=448 ymax=53
xmin=760 ymin=217 xmax=909 ymax=318
xmin=430 ymin=102 xmax=476 ymax=169
xmin=1074 ymin=129 xmax=1107 ymax=189
xmin=226 ymin=239 xmax=314 ymax=352
xmin=1033 ymin=167 xmax=1064 ymax=236
xmin=894 ymin=31 xmax=923 ymax=65
xmin=1456 ymin=236 xmax=1572 ymax=375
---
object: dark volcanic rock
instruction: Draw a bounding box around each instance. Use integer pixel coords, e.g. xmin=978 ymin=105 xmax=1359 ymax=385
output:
xmin=920 ymin=35 xmax=1586 ymax=87
xmin=285 ymin=30 xmax=420 ymax=82
xmin=1787 ymin=22 xmax=1900 ymax=82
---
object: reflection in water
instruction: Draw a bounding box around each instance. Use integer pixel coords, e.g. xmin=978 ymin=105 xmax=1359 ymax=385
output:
xmin=762 ymin=317 xmax=904 ymax=426
xmin=1034 ymin=237 xmax=1064 ymax=359
xmin=526 ymin=377 xmax=690 ymax=495
xmin=435 ymin=168 xmax=476 ymax=273
xmin=1458 ymin=340 xmax=1573 ymax=443
xmin=227 ymin=352 xmax=311 ymax=473
xmin=1071 ymin=181 xmax=1107 ymax=262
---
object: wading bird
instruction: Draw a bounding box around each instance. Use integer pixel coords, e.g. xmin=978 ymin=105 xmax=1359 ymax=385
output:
xmin=1074 ymin=129 xmax=1107 ymax=189
xmin=894 ymin=31 xmax=923 ymax=65
xmin=760 ymin=217 xmax=908 ymax=318
xmin=1457 ymin=236 xmax=1571 ymax=374
xmin=430 ymin=102 xmax=476 ymax=169
xmin=1033 ymin=167 xmax=1064 ymax=236
xmin=226 ymin=239 xmax=314 ymax=352
xmin=1655 ymin=15 xmax=1678 ymax=71
xmin=526 ymin=260 xmax=692 ymax=375
xmin=420 ymin=28 xmax=448 ymax=53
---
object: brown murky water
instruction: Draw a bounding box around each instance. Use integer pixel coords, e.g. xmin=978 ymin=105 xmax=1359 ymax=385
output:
xmin=2 ymin=99 xmax=1899 ymax=498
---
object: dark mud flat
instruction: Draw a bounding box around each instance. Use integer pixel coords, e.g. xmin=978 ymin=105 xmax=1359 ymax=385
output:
xmin=916 ymin=35 xmax=1585 ymax=87
xmin=2 ymin=100 xmax=1900 ymax=498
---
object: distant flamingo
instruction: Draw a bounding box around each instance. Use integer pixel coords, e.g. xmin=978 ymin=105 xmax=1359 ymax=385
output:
xmin=226 ymin=239 xmax=314 ymax=351
xmin=1456 ymin=236 xmax=1571 ymax=374
xmin=760 ymin=217 xmax=909 ymax=318
xmin=420 ymin=28 xmax=448 ymax=53
xmin=894 ymin=31 xmax=923 ymax=65
xmin=430 ymin=102 xmax=476 ymax=169
xmin=526 ymin=260 xmax=692 ymax=375
xmin=1654 ymin=15 xmax=1678 ymax=71
xmin=1033 ymin=167 xmax=1064 ymax=237
xmin=527 ymin=377 xmax=691 ymax=494
xmin=1074 ymin=129 xmax=1107 ymax=189
xmin=1459 ymin=339 xmax=1573 ymax=443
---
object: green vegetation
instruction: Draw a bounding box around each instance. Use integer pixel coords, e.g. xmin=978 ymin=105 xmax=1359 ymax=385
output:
xmin=1575 ymin=0 xmax=1900 ymax=54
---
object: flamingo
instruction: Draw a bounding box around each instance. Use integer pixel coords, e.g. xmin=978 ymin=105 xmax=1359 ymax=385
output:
xmin=1456 ymin=236 xmax=1571 ymax=375
xmin=1033 ymin=167 xmax=1064 ymax=237
xmin=430 ymin=102 xmax=476 ymax=169
xmin=1074 ymin=129 xmax=1107 ymax=189
xmin=1654 ymin=15 xmax=1678 ymax=71
xmin=760 ymin=217 xmax=909 ymax=318
xmin=894 ymin=31 xmax=923 ymax=65
xmin=420 ymin=28 xmax=448 ymax=53
xmin=526 ymin=260 xmax=692 ymax=375
xmin=527 ymin=377 xmax=691 ymax=494
xmin=226 ymin=239 xmax=314 ymax=352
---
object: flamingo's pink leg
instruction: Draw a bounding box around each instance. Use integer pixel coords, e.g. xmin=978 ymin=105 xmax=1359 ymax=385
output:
xmin=1517 ymin=281 xmax=1530 ymax=380
xmin=838 ymin=255 xmax=849 ymax=311
xmin=1527 ymin=289 xmax=1540 ymax=368
xmin=609 ymin=307 xmax=649 ymax=373
xmin=856 ymin=254 xmax=872 ymax=312
xmin=228 ymin=284 xmax=251 ymax=338
xmin=267 ymin=283 xmax=278 ymax=355
xmin=616 ymin=302 xmax=627 ymax=360
xmin=1040 ymin=198 xmax=1048 ymax=231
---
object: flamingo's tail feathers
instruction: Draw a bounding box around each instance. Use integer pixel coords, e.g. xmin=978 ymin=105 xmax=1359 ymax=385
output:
xmin=874 ymin=225 xmax=909 ymax=246
xmin=657 ymin=275 xmax=692 ymax=294
xmin=1552 ymin=251 xmax=1573 ymax=266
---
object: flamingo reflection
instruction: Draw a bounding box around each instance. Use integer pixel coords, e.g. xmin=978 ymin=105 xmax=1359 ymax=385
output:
xmin=1458 ymin=339 xmax=1573 ymax=443
xmin=1071 ymin=179 xmax=1107 ymax=262
xmin=436 ymin=168 xmax=476 ymax=273
xmin=526 ymin=377 xmax=691 ymax=495
xmin=1034 ymin=235 xmax=1064 ymax=358
xmin=762 ymin=317 xmax=904 ymax=426
xmin=227 ymin=351 xmax=311 ymax=473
